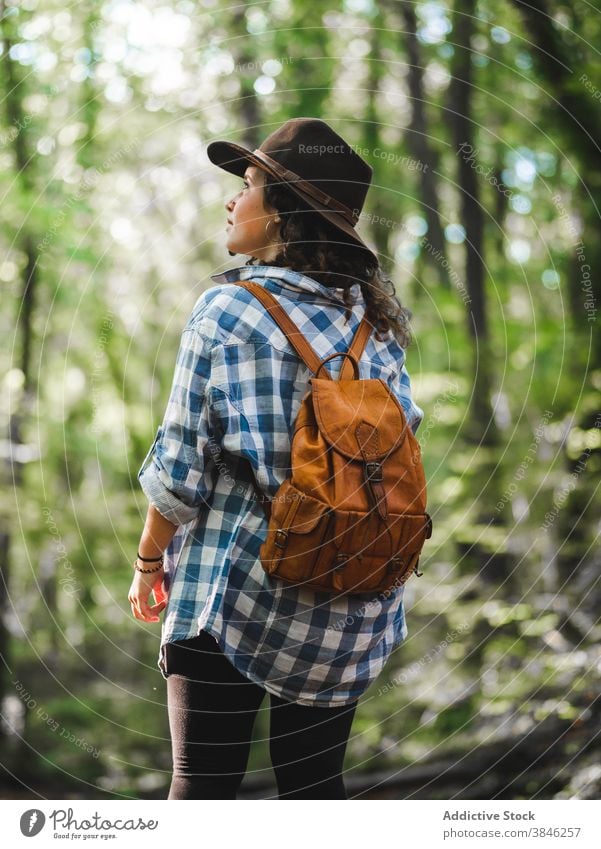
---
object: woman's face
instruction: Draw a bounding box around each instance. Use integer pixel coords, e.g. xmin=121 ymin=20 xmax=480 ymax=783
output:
xmin=224 ymin=165 xmax=281 ymax=262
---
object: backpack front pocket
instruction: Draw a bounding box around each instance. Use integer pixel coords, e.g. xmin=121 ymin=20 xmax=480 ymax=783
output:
xmin=312 ymin=509 xmax=431 ymax=594
xmin=259 ymin=481 xmax=333 ymax=587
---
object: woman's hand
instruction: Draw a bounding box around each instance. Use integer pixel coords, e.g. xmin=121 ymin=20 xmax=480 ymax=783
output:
xmin=131 ymin=505 xmax=177 ymax=621
xmin=128 ymin=566 xmax=168 ymax=622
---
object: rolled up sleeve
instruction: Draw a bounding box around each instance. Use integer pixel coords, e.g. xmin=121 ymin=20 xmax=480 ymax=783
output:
xmin=138 ymin=325 xmax=219 ymax=526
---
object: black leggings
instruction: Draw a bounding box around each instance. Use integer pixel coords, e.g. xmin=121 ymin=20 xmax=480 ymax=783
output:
xmin=165 ymin=629 xmax=358 ymax=800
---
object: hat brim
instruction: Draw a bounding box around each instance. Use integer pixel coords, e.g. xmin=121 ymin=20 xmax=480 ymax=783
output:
xmin=207 ymin=139 xmax=378 ymax=262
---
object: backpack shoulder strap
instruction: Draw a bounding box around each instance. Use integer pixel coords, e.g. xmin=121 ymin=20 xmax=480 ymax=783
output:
xmin=229 ymin=278 xmax=373 ymax=521
xmin=232 ymin=279 xmax=328 ymax=377
xmin=340 ymin=311 xmax=373 ymax=379
xmin=231 ymin=279 xmax=373 ymax=380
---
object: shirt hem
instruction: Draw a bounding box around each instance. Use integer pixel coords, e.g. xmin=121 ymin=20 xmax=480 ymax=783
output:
xmin=158 ymin=624 xmax=364 ymax=708
xmin=202 ymin=622 xmax=364 ymax=708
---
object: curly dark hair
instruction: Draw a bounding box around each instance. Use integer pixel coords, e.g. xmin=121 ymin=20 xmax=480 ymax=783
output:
xmin=244 ymin=171 xmax=413 ymax=348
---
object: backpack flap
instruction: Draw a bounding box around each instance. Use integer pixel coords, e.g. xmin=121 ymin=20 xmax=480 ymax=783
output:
xmin=310 ymin=376 xmax=410 ymax=461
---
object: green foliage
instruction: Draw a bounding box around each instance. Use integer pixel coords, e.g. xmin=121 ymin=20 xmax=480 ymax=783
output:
xmin=1 ymin=0 xmax=599 ymax=800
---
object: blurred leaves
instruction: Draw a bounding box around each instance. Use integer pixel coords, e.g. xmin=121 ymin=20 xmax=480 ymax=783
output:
xmin=1 ymin=0 xmax=600 ymax=800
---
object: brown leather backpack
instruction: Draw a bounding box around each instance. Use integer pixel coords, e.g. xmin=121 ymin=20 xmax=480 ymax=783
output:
xmin=232 ymin=279 xmax=432 ymax=596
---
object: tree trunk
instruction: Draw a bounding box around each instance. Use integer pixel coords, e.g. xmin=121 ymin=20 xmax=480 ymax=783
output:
xmin=448 ymin=0 xmax=498 ymax=444
xmin=399 ymin=0 xmax=451 ymax=289
xmin=510 ymin=0 xmax=601 ymax=370
xmin=0 ymin=0 xmax=35 ymax=746
xmin=229 ymin=7 xmax=262 ymax=149
xmin=510 ymin=0 xmax=601 ymax=592
xmin=362 ymin=21 xmax=390 ymax=260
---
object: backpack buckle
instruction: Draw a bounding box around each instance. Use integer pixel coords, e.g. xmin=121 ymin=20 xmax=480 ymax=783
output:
xmin=334 ymin=553 xmax=348 ymax=570
xmin=334 ymin=552 xmax=362 ymax=571
xmin=365 ymin=461 xmax=383 ymax=482
xmin=274 ymin=529 xmax=288 ymax=549
xmin=386 ymin=556 xmax=400 ymax=571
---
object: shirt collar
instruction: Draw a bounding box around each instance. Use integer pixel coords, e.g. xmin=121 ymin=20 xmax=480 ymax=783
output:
xmin=210 ymin=264 xmax=363 ymax=306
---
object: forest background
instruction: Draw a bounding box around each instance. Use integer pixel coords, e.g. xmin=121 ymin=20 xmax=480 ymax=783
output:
xmin=1 ymin=0 xmax=600 ymax=799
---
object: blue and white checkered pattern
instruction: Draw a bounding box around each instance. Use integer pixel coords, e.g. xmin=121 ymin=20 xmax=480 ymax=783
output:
xmin=138 ymin=264 xmax=424 ymax=706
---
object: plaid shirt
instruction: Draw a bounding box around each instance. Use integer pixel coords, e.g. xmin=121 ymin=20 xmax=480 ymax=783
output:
xmin=138 ymin=264 xmax=424 ymax=706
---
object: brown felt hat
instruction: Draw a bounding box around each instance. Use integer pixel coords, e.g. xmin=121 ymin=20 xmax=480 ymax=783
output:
xmin=206 ymin=117 xmax=377 ymax=262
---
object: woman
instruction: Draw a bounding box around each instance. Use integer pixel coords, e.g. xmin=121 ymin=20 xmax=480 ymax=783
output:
xmin=129 ymin=117 xmax=424 ymax=800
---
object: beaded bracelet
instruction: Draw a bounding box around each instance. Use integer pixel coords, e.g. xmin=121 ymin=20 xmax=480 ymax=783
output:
xmin=133 ymin=557 xmax=164 ymax=574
